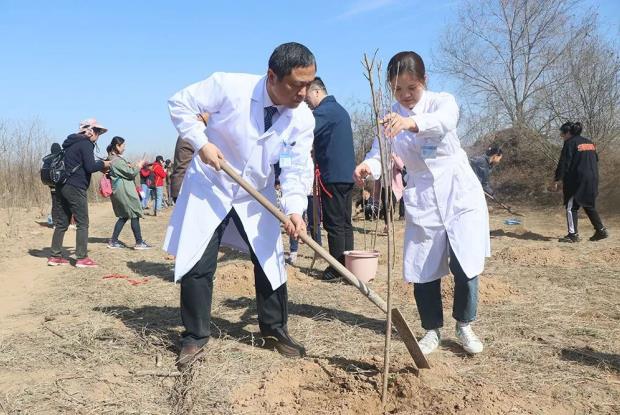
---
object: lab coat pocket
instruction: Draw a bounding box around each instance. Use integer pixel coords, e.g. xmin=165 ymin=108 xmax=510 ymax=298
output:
xmin=403 ymin=187 xmax=421 ymax=224
xmin=452 ymin=172 xmax=478 ymax=215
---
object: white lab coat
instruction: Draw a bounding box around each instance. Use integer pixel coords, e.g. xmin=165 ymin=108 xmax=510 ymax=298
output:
xmin=164 ymin=73 xmax=315 ymax=289
xmin=364 ymin=90 xmax=490 ymax=283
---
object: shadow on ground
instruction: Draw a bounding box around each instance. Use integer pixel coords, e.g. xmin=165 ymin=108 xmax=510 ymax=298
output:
xmin=222 ymin=297 xmax=385 ymax=336
xmin=126 ymin=260 xmax=174 ymax=282
xmin=490 ymin=229 xmax=554 ymax=241
xmin=95 ymin=297 xmax=386 ymax=353
xmin=28 ymin=247 xmax=75 ymax=258
xmin=561 ymin=347 xmax=620 ymax=372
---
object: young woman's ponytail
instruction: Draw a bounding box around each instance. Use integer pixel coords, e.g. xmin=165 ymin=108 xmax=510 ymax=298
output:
xmin=107 ymin=136 xmax=125 ymax=154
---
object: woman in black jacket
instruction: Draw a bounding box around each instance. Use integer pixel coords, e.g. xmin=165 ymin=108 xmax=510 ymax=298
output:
xmin=553 ymin=121 xmax=608 ymax=243
xmin=47 ymin=118 xmax=111 ymax=268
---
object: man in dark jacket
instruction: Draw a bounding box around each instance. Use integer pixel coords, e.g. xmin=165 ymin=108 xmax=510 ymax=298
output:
xmin=170 ymin=113 xmax=209 ymax=203
xmin=554 ymin=121 xmax=608 ymax=243
xmin=470 ymin=145 xmax=503 ymax=196
xmin=305 ymin=77 xmax=356 ymax=281
xmin=48 ymin=118 xmax=110 ymax=268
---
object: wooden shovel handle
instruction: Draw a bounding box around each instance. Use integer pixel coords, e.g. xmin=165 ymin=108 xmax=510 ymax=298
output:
xmin=219 ymin=161 xmax=388 ymax=313
xmin=219 ymin=160 xmax=430 ymax=369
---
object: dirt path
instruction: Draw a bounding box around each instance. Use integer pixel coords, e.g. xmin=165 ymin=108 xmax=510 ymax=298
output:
xmin=0 ymin=202 xmax=618 ymax=414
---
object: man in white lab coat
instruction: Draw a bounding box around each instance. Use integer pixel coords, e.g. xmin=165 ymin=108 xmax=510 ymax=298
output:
xmin=165 ymin=42 xmax=317 ymax=366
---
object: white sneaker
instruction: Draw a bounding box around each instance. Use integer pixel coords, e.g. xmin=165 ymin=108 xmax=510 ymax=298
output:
xmin=455 ymin=323 xmax=483 ymax=354
xmin=418 ymin=329 xmax=441 ymax=355
xmin=288 ymin=252 xmax=298 ymax=264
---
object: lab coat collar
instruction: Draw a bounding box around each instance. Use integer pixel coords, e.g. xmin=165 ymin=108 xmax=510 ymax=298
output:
xmin=251 ymin=76 xmax=292 ymax=136
xmin=400 ymin=89 xmax=427 ymax=116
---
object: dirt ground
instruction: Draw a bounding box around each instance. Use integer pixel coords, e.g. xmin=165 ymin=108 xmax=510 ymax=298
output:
xmin=0 ymin=201 xmax=618 ymax=414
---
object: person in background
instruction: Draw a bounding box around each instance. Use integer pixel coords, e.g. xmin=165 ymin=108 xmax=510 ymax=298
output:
xmin=355 ymin=189 xmax=379 ymax=220
xmin=164 ymin=159 xmax=173 ymax=206
xmin=553 ymin=121 xmax=608 ymax=243
xmin=152 ymin=155 xmax=167 ymax=215
xmin=106 ymin=136 xmax=152 ymax=250
xmin=287 ymin=154 xmax=320 ymax=264
xmin=470 ymin=145 xmax=503 ymax=196
xmin=354 ymin=51 xmax=490 ymax=356
xmin=170 ymin=113 xmax=210 ymax=204
xmin=305 ymin=76 xmax=356 ymax=281
xmin=139 ymin=163 xmax=152 ymax=209
xmin=48 ymin=118 xmax=111 ymax=268
xmin=376 ymin=153 xmax=405 ymax=233
xmin=47 ymin=142 xmax=62 ymax=227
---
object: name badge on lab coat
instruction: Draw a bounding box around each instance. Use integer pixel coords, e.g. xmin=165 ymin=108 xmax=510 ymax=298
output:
xmin=421 ymin=145 xmax=438 ymax=159
xmin=279 ymin=151 xmax=292 ymax=168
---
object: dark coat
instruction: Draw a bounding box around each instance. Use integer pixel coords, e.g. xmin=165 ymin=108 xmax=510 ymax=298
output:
xmin=554 ymin=135 xmax=599 ymax=207
xmin=312 ymin=96 xmax=355 ymax=184
xmin=170 ymin=136 xmax=194 ymax=199
xmin=61 ymin=134 xmax=105 ymax=190
xmin=469 ymin=155 xmax=494 ymax=195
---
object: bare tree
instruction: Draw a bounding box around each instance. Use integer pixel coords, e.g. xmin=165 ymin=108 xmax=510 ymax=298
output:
xmin=542 ymin=30 xmax=620 ymax=151
xmin=350 ymin=104 xmax=376 ymax=164
xmin=436 ymin=0 xmax=594 ymax=133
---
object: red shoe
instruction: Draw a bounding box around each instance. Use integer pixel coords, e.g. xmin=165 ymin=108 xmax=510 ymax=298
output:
xmin=75 ymin=257 xmax=98 ymax=268
xmin=47 ymin=257 xmax=70 ymax=266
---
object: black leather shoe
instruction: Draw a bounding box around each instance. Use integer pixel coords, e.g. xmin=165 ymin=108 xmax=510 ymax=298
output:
xmin=177 ymin=343 xmax=206 ymax=369
xmin=322 ymin=267 xmax=341 ymax=282
xmin=559 ymin=233 xmax=581 ymax=243
xmin=261 ymin=329 xmax=306 ymax=358
xmin=590 ymin=228 xmax=609 ymax=241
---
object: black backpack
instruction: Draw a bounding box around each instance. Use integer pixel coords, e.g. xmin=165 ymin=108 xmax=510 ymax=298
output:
xmin=40 ymin=150 xmax=80 ymax=187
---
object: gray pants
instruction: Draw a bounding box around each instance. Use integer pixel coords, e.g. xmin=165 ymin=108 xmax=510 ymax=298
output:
xmin=413 ymin=246 xmax=479 ymax=330
xmin=50 ymin=184 xmax=89 ymax=259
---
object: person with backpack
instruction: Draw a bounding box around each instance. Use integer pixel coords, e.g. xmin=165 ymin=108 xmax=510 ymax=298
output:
xmin=152 ymin=156 xmax=167 ymax=215
xmin=553 ymin=121 xmax=609 ymax=243
xmin=47 ymin=118 xmax=111 ymax=268
xmin=105 ymin=136 xmax=152 ymax=250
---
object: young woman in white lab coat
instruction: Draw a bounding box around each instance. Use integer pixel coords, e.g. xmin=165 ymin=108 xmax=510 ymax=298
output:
xmin=354 ymin=51 xmax=490 ymax=356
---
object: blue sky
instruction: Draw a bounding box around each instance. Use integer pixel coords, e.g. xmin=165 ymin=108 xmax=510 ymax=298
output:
xmin=1 ymin=0 xmax=619 ymax=157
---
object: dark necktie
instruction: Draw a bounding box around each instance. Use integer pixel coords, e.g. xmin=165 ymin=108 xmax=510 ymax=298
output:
xmin=264 ymin=106 xmax=277 ymax=132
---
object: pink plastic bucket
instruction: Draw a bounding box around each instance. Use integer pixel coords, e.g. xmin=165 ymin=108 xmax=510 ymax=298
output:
xmin=344 ymin=250 xmax=380 ymax=283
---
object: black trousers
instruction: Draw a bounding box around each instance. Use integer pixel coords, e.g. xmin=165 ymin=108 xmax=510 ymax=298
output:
xmin=112 ymin=217 xmax=143 ymax=243
xmin=321 ymin=183 xmax=354 ymax=265
xmin=380 ymin=187 xmax=398 ymax=225
xmin=51 ymin=184 xmax=89 ymax=259
xmin=180 ymin=209 xmax=288 ymax=347
xmin=50 ymin=188 xmax=62 ymax=225
xmin=566 ymin=197 xmax=604 ymax=234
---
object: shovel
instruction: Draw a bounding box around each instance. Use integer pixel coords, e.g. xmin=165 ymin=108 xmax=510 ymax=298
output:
xmin=220 ymin=160 xmax=429 ymax=370
xmin=484 ymin=191 xmax=524 ymax=217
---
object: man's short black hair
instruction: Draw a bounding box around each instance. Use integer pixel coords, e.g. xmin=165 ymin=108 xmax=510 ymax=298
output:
xmin=310 ymin=76 xmax=327 ymax=93
xmin=486 ymin=145 xmax=503 ymax=157
xmin=156 ymin=155 xmax=164 ymax=163
xmin=268 ymin=42 xmax=316 ymax=79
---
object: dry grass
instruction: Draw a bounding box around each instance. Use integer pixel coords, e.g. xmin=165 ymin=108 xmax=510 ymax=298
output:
xmin=0 ymin=201 xmax=619 ymax=414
